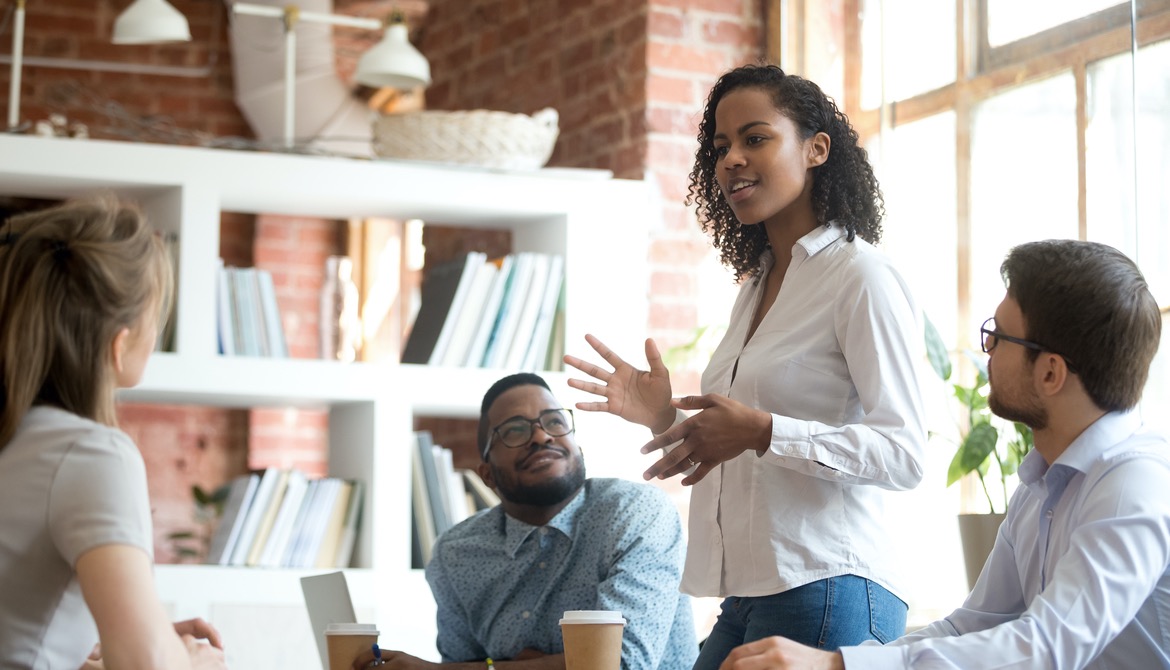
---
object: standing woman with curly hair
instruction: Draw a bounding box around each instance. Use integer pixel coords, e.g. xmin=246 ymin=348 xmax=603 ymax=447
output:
xmin=565 ymin=64 xmax=927 ymax=668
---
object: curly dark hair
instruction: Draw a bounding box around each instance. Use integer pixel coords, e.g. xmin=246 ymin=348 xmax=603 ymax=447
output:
xmin=686 ymin=64 xmax=885 ymax=280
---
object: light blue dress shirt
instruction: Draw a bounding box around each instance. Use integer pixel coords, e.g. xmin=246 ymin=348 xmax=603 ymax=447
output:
xmin=425 ymin=478 xmax=697 ymax=670
xmin=841 ymin=410 xmax=1170 ymax=669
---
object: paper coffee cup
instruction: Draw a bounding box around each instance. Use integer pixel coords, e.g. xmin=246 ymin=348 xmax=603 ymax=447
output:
xmin=559 ymin=610 xmax=625 ymax=670
xmin=325 ymin=623 xmax=379 ymax=670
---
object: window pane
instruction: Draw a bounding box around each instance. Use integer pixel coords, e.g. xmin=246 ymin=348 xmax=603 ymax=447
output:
xmin=1086 ymin=39 xmax=1170 ymax=309
xmin=987 ymin=0 xmax=1124 ymax=47
xmin=868 ymin=112 xmax=968 ymax=624
xmin=801 ymin=0 xmax=846 ymax=105
xmin=970 ymin=75 xmax=1079 ymax=328
xmin=875 ymin=113 xmax=959 ymax=348
xmin=860 ymin=0 xmax=956 ymax=108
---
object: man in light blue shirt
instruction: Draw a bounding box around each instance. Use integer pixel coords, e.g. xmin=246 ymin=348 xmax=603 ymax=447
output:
xmin=717 ymin=239 xmax=1168 ymax=670
xmin=367 ymin=372 xmax=696 ymax=670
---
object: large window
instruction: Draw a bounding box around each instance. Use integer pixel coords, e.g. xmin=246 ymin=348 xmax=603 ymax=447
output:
xmin=771 ymin=0 xmax=1170 ymax=624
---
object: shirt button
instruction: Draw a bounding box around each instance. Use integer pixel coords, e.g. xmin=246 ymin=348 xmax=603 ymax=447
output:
xmin=539 ymin=562 xmax=546 ymax=569
xmin=522 ymin=611 xmax=531 ymax=619
xmin=784 ymin=446 xmax=794 ymax=454
xmin=540 ymin=527 xmax=549 ymax=535
xmin=1046 ymin=509 xmax=1054 ymax=519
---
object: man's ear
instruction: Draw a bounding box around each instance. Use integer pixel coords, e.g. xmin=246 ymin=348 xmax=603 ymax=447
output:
xmin=110 ymin=327 xmax=130 ymax=374
xmin=477 ymin=461 xmax=496 ymax=490
xmin=806 ymin=131 xmax=830 ymax=168
xmin=1034 ymin=352 xmax=1070 ymax=397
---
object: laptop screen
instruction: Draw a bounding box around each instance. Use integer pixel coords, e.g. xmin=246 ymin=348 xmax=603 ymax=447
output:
xmin=301 ymin=572 xmax=358 ymax=669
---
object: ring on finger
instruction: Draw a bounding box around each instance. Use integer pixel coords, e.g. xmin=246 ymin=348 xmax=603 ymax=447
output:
xmin=686 ymin=456 xmax=699 ymax=467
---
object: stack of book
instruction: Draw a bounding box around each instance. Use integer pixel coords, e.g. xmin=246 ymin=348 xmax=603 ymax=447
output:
xmin=401 ymin=252 xmax=565 ymax=370
xmin=216 ymin=260 xmax=289 ymax=358
xmin=412 ymin=430 xmax=500 ymax=567
xmin=205 ymin=468 xmax=363 ymax=569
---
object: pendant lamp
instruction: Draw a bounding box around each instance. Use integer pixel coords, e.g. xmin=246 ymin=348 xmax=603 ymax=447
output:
xmin=112 ymin=0 xmax=192 ymax=45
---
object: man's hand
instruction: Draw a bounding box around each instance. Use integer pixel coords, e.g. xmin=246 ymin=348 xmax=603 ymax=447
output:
xmin=718 ymin=637 xmax=845 ymax=670
xmin=351 ymin=648 xmax=439 ymax=670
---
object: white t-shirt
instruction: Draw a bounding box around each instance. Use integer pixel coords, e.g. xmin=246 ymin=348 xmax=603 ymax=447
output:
xmin=0 ymin=406 xmax=153 ymax=670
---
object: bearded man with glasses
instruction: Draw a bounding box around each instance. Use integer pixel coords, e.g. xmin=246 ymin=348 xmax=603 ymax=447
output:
xmin=357 ymin=373 xmax=696 ymax=670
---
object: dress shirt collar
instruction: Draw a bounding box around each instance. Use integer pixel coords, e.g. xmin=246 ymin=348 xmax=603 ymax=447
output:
xmin=754 ymin=222 xmax=845 ymax=279
xmin=1018 ymin=410 xmax=1143 ymax=487
xmin=502 ymin=483 xmax=588 ymax=558
xmin=795 ymin=221 xmax=846 ymax=258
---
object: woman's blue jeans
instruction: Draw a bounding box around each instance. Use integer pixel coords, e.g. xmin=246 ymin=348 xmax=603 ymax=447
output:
xmin=692 ymin=575 xmax=907 ymax=670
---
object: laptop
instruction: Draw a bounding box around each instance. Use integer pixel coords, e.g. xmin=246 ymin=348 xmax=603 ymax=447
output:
xmin=301 ymin=572 xmax=358 ymax=670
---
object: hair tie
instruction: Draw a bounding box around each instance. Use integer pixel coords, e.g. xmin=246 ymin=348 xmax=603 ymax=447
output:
xmin=51 ymin=239 xmax=71 ymax=260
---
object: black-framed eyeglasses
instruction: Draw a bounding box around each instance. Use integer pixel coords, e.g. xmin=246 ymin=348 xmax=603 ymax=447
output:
xmin=484 ymin=408 xmax=575 ymax=457
xmin=980 ymin=317 xmax=1046 ymax=355
xmin=980 ymin=317 xmax=1077 ymax=372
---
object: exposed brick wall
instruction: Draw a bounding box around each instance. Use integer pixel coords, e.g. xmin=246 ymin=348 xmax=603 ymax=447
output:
xmin=419 ymin=0 xmax=649 ymax=177
xmin=249 ymin=214 xmax=344 ymax=477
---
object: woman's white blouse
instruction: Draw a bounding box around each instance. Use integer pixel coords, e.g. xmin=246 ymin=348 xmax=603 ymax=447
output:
xmin=679 ymin=223 xmax=927 ymax=599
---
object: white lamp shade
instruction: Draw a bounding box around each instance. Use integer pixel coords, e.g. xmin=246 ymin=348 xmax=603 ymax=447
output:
xmin=354 ymin=23 xmax=431 ymax=90
xmin=112 ymin=0 xmax=192 ymax=45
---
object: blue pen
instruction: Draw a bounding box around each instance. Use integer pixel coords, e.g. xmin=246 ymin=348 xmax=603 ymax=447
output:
xmin=372 ymin=643 xmax=384 ymax=666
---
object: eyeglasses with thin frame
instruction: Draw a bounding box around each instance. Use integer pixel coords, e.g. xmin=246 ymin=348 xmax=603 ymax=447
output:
xmin=980 ymin=317 xmax=1077 ymax=372
xmin=483 ymin=408 xmax=575 ymax=457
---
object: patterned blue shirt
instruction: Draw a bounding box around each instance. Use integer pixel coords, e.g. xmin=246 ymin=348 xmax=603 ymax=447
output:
xmin=425 ymin=478 xmax=697 ymax=670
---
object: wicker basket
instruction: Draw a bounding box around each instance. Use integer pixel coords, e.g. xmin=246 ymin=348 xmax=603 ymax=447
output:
xmin=372 ymin=108 xmax=559 ymax=170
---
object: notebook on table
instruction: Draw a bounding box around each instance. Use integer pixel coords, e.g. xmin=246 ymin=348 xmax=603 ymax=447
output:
xmin=301 ymin=571 xmax=357 ymax=670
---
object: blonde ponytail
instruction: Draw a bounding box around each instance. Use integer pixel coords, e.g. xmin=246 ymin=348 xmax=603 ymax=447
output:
xmin=0 ymin=195 xmax=172 ymax=448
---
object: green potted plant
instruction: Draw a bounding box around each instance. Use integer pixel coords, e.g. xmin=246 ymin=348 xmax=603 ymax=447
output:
xmin=924 ymin=316 xmax=1033 ymax=588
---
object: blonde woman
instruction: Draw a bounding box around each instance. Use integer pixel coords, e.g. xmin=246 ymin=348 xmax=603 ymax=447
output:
xmin=0 ymin=197 xmax=226 ymax=670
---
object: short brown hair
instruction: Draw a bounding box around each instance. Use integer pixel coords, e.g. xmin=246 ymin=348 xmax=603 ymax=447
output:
xmin=0 ymin=195 xmax=173 ymax=448
xmin=1001 ymin=239 xmax=1161 ymax=411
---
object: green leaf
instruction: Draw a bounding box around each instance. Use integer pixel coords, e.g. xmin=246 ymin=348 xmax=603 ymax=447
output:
xmin=947 ymin=421 xmax=999 ymax=486
xmin=209 ymin=484 xmax=232 ymax=504
xmin=923 ymin=315 xmax=952 ymax=381
xmin=192 ymin=486 xmax=211 ymax=506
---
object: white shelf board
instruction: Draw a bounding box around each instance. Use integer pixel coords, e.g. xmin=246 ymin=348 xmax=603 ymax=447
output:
xmin=0 ymin=135 xmax=647 ymax=226
xmin=119 ymin=354 xmax=392 ymax=408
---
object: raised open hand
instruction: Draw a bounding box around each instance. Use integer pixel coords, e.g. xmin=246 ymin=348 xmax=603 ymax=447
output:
xmin=564 ymin=335 xmax=676 ymax=434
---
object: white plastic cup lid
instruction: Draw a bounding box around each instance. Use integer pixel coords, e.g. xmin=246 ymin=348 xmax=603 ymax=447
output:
xmin=325 ymin=623 xmax=380 ymax=636
xmin=559 ymin=610 xmax=625 ymax=625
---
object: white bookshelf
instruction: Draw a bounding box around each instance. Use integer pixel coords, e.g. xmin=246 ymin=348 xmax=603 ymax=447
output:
xmin=0 ymin=134 xmax=653 ymax=669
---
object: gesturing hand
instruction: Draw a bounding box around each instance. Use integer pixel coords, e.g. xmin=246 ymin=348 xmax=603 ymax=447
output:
xmin=564 ymin=335 xmax=675 ymax=434
xmin=641 ymin=394 xmax=772 ymax=485
xmin=173 ymin=617 xmax=223 ymax=649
